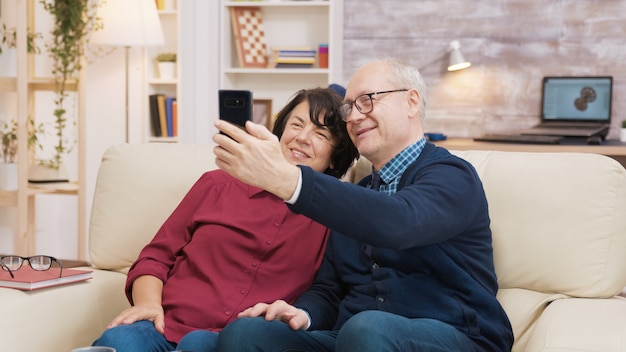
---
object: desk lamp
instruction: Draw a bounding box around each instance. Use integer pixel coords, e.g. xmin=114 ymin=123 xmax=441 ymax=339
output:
xmin=447 ymin=40 xmax=471 ymax=71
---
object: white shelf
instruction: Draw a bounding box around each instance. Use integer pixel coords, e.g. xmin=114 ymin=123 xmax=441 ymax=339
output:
xmin=219 ymin=0 xmax=342 ymax=121
xmin=144 ymin=6 xmax=181 ymax=141
xmin=224 ymin=1 xmax=331 ymax=7
xmin=223 ymin=68 xmax=330 ymax=75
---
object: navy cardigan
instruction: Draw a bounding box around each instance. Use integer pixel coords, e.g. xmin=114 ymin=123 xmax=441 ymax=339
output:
xmin=289 ymin=142 xmax=514 ymax=352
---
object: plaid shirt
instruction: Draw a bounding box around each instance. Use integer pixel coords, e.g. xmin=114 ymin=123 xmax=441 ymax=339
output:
xmin=374 ymin=137 xmax=426 ymax=194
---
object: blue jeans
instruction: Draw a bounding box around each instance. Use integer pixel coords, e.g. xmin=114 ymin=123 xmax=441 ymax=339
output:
xmin=217 ymin=311 xmax=480 ymax=352
xmin=92 ymin=320 xmax=219 ymax=352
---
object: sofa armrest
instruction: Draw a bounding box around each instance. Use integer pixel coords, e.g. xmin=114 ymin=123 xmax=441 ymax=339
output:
xmin=0 ymin=269 xmax=129 ymax=351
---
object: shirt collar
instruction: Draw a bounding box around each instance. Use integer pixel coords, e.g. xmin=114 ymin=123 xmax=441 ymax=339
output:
xmin=377 ymin=137 xmax=427 ymax=185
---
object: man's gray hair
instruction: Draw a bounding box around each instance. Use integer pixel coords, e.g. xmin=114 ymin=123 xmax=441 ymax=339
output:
xmin=386 ymin=58 xmax=427 ymax=121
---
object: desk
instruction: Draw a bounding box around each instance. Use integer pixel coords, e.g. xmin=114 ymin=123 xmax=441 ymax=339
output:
xmin=434 ymin=138 xmax=626 ymax=168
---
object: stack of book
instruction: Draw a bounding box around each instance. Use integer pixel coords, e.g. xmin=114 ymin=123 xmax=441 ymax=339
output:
xmin=0 ymin=266 xmax=92 ymax=291
xmin=270 ymin=47 xmax=316 ymax=68
xmin=149 ymin=94 xmax=178 ymax=138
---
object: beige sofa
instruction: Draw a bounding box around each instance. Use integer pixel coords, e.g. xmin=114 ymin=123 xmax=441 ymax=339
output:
xmin=0 ymin=143 xmax=625 ymax=352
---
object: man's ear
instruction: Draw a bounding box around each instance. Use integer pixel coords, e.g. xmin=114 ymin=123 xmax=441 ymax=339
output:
xmin=406 ymin=88 xmax=422 ymax=116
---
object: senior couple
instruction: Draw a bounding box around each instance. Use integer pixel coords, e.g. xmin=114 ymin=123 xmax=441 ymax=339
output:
xmin=93 ymin=58 xmax=513 ymax=352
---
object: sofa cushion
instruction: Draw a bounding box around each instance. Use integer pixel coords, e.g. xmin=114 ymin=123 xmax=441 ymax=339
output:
xmin=525 ymin=297 xmax=626 ymax=351
xmin=89 ymin=143 xmax=217 ymax=273
xmin=454 ymin=150 xmax=626 ymax=298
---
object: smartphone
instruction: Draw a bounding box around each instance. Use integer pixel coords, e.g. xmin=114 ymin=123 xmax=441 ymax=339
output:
xmin=219 ymin=90 xmax=253 ymax=131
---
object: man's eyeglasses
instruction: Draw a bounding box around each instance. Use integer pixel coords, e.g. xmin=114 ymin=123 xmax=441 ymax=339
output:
xmin=0 ymin=255 xmax=63 ymax=279
xmin=340 ymin=89 xmax=408 ymax=122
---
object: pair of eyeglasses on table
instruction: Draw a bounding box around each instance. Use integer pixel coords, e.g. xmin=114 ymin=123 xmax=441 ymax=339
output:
xmin=0 ymin=255 xmax=63 ymax=279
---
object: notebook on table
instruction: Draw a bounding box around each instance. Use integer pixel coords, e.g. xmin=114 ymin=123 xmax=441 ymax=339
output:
xmin=475 ymin=76 xmax=613 ymax=145
xmin=520 ymin=76 xmax=612 ymax=138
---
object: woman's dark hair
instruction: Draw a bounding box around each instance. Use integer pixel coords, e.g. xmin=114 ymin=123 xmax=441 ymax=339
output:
xmin=272 ymin=88 xmax=359 ymax=178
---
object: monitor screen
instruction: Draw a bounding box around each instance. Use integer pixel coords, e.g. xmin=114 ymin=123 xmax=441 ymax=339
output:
xmin=541 ymin=76 xmax=612 ymax=122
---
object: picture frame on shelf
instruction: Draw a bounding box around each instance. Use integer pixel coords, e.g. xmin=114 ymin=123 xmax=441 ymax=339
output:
xmin=253 ymin=99 xmax=273 ymax=129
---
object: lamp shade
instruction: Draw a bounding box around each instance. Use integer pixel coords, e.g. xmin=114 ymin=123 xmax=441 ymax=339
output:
xmin=91 ymin=0 xmax=165 ymax=47
xmin=447 ymin=40 xmax=471 ymax=71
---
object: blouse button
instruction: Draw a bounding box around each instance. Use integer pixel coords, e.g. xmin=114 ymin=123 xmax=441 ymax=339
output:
xmin=225 ymin=311 xmax=231 ymax=315
xmin=266 ymin=240 xmax=272 ymax=246
xmin=252 ymin=262 xmax=258 ymax=267
xmin=240 ymin=289 xmax=246 ymax=294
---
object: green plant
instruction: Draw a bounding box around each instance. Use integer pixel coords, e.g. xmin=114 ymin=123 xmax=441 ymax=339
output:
xmin=39 ymin=0 xmax=102 ymax=169
xmin=0 ymin=23 xmax=42 ymax=55
xmin=0 ymin=119 xmax=45 ymax=164
xmin=155 ymin=52 xmax=177 ymax=62
xmin=622 ymin=120 xmax=626 ymax=129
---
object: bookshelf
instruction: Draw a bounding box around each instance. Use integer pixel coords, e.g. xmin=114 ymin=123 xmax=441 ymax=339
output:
xmin=0 ymin=0 xmax=86 ymax=259
xmin=145 ymin=3 xmax=180 ymax=142
xmin=219 ymin=0 xmax=343 ymax=123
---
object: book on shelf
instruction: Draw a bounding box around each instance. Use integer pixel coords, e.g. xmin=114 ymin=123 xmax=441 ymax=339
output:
xmin=274 ymin=63 xmax=315 ymax=68
xmin=270 ymin=46 xmax=314 ymax=52
xmin=157 ymin=95 xmax=168 ymax=137
xmin=274 ymin=57 xmax=316 ymax=64
xmin=149 ymin=94 xmax=163 ymax=137
xmin=149 ymin=94 xmax=177 ymax=138
xmin=165 ymin=97 xmax=176 ymax=137
xmin=172 ymin=99 xmax=178 ymax=137
xmin=270 ymin=47 xmax=317 ymax=68
xmin=271 ymin=50 xmax=316 ymax=57
xmin=0 ymin=266 xmax=93 ymax=291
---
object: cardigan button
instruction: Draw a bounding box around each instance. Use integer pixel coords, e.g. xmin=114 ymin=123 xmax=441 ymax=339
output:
xmin=377 ymin=296 xmax=385 ymax=303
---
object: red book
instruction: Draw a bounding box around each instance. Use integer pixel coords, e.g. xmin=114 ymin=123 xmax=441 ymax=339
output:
xmin=0 ymin=266 xmax=93 ymax=291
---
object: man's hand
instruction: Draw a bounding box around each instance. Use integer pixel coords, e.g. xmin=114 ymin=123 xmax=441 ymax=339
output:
xmin=238 ymin=300 xmax=310 ymax=331
xmin=106 ymin=303 xmax=165 ymax=334
xmin=213 ymin=120 xmax=301 ymax=200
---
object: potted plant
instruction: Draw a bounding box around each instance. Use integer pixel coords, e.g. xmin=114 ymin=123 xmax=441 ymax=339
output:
xmin=155 ymin=52 xmax=177 ymax=79
xmin=0 ymin=24 xmax=42 ymax=55
xmin=0 ymin=24 xmax=42 ymax=76
xmin=35 ymin=0 xmax=101 ymax=179
xmin=620 ymin=120 xmax=626 ymax=142
xmin=0 ymin=119 xmax=44 ymax=190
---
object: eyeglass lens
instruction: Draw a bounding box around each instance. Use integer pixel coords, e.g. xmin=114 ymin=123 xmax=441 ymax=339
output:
xmin=1 ymin=255 xmax=54 ymax=271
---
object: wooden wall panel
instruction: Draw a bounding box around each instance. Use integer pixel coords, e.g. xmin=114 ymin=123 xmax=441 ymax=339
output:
xmin=342 ymin=0 xmax=626 ymax=139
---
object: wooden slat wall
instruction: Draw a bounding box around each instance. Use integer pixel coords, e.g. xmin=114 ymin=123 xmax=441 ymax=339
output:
xmin=342 ymin=0 xmax=626 ymax=139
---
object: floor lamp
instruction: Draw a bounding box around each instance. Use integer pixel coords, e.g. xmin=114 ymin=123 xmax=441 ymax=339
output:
xmin=91 ymin=0 xmax=165 ymax=142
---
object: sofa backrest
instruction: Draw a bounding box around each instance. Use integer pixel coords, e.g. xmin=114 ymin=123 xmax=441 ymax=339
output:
xmin=89 ymin=143 xmax=217 ymax=272
xmin=89 ymin=144 xmax=626 ymax=298
xmin=453 ymin=150 xmax=626 ymax=298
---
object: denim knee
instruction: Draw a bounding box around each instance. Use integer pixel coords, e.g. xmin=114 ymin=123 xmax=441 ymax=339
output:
xmin=177 ymin=329 xmax=219 ymax=352
xmin=219 ymin=317 xmax=267 ymax=346
xmin=337 ymin=311 xmax=388 ymax=344
xmin=92 ymin=320 xmax=174 ymax=352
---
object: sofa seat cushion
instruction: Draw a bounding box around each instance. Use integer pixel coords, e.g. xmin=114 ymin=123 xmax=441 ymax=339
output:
xmin=525 ymin=297 xmax=626 ymax=351
xmin=497 ymin=288 xmax=566 ymax=352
